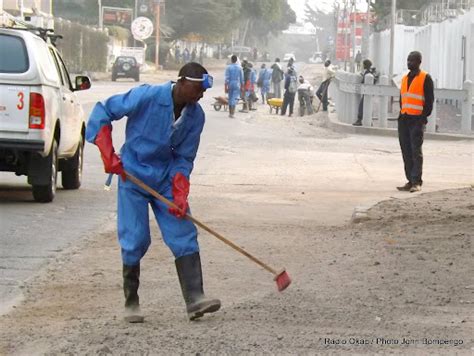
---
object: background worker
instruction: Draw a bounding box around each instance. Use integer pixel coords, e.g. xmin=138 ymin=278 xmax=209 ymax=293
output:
xmin=316 ymin=60 xmax=335 ymax=111
xmin=258 ymin=63 xmax=272 ymax=104
xmin=225 ymin=55 xmax=244 ymax=118
xmin=271 ymin=58 xmax=284 ymax=98
xmin=281 ymin=65 xmax=298 ymax=117
xmin=353 ymin=59 xmax=373 ymax=126
xmin=297 ymin=75 xmax=314 ymax=116
xmin=355 ymin=50 xmax=362 ymax=71
xmin=86 ymin=62 xmax=221 ymax=323
xmin=397 ymin=51 xmax=434 ymax=193
xmin=240 ymin=61 xmax=257 ymax=111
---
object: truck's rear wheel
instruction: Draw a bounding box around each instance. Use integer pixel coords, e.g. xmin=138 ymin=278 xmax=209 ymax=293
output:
xmin=62 ymin=136 xmax=84 ymax=190
xmin=32 ymin=139 xmax=58 ymax=203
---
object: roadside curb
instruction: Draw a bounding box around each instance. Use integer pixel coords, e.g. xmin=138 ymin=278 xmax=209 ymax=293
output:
xmin=327 ymin=112 xmax=474 ymax=141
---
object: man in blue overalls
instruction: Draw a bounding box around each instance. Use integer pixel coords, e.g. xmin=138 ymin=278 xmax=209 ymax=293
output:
xmin=86 ymin=62 xmax=220 ymax=323
xmin=224 ymin=54 xmax=244 ymax=118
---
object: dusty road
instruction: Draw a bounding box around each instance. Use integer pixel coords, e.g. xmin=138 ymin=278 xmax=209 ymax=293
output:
xmin=0 ymin=64 xmax=473 ymax=354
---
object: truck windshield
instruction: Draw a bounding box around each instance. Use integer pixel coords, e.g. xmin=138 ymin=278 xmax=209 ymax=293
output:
xmin=0 ymin=34 xmax=29 ymax=73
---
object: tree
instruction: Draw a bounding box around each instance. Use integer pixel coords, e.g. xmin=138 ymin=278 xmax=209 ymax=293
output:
xmin=163 ymin=0 xmax=295 ymax=45
xmin=304 ymin=3 xmax=336 ymax=53
xmin=163 ymin=0 xmax=240 ymax=42
xmin=54 ymin=0 xmax=296 ymax=46
xmin=238 ymin=0 xmax=296 ymax=46
xmin=371 ymin=0 xmax=432 ymax=19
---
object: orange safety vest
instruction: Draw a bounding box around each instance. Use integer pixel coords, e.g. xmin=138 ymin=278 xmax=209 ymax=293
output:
xmin=400 ymin=71 xmax=427 ymax=116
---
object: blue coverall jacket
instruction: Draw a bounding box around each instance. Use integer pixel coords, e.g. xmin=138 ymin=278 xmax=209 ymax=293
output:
xmin=225 ymin=63 xmax=244 ymax=106
xmin=86 ymin=82 xmax=204 ymax=265
xmin=258 ymin=68 xmax=272 ymax=96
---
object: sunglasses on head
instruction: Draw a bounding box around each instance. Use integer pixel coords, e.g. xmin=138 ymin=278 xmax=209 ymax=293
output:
xmin=180 ymin=74 xmax=213 ymax=89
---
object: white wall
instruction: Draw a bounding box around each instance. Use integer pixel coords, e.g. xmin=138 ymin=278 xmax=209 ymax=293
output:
xmin=415 ymin=9 xmax=474 ymax=89
xmin=369 ymin=8 xmax=474 ymax=89
xmin=369 ymin=25 xmax=416 ymax=77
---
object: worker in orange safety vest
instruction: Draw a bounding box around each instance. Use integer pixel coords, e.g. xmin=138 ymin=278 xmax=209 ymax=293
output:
xmin=396 ymin=51 xmax=434 ymax=193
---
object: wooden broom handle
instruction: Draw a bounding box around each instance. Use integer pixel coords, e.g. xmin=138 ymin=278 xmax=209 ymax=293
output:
xmin=125 ymin=172 xmax=278 ymax=275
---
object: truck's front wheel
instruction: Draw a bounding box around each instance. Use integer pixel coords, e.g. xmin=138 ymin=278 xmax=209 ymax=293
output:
xmin=32 ymin=139 xmax=58 ymax=203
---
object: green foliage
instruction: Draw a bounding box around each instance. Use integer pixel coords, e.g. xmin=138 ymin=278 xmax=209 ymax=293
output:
xmin=54 ymin=0 xmax=135 ymax=26
xmin=53 ymin=0 xmax=297 ymax=45
xmin=107 ymin=26 xmax=131 ymax=41
xmin=304 ymin=3 xmax=335 ymax=54
xmin=371 ymin=0 xmax=432 ymax=19
xmin=55 ymin=19 xmax=108 ymax=72
xmin=235 ymin=0 xmax=296 ymax=45
xmin=163 ymin=0 xmax=239 ymax=42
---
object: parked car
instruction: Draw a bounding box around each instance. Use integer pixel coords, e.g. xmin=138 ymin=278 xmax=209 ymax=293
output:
xmin=283 ymin=53 xmax=296 ymax=62
xmin=309 ymin=52 xmax=323 ymax=64
xmin=111 ymin=56 xmax=140 ymax=82
xmin=226 ymin=46 xmax=253 ymax=62
xmin=0 ymin=27 xmax=90 ymax=202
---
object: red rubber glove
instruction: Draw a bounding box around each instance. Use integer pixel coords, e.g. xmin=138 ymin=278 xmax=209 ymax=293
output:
xmin=169 ymin=173 xmax=190 ymax=218
xmin=94 ymin=124 xmax=126 ymax=181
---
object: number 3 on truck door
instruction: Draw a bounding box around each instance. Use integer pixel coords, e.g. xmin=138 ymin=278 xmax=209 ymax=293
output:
xmin=17 ymin=91 xmax=24 ymax=110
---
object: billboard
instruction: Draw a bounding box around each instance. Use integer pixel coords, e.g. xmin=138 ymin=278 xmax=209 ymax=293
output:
xmin=102 ymin=7 xmax=133 ymax=27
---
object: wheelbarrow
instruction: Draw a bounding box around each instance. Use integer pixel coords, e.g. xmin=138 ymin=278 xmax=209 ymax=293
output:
xmin=267 ymin=97 xmax=283 ymax=114
xmin=213 ymin=96 xmax=229 ymax=111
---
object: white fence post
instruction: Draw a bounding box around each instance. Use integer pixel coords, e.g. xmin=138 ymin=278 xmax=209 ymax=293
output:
xmin=342 ymin=72 xmax=350 ymax=123
xmin=378 ymin=75 xmax=389 ymax=128
xmin=461 ymin=80 xmax=473 ymax=134
xmin=354 ymin=73 xmax=362 ymax=124
xmin=427 ymin=79 xmax=437 ymax=133
xmin=362 ymin=73 xmax=374 ymax=127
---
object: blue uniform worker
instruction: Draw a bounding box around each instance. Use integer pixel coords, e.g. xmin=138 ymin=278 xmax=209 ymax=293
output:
xmin=258 ymin=64 xmax=272 ymax=104
xmin=87 ymin=82 xmax=202 ymax=264
xmin=244 ymin=64 xmax=257 ymax=111
xmin=224 ymin=55 xmax=243 ymax=118
xmin=86 ymin=62 xmax=221 ymax=323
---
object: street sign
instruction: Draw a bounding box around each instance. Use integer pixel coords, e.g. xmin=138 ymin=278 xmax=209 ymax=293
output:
xmin=131 ymin=16 xmax=154 ymax=41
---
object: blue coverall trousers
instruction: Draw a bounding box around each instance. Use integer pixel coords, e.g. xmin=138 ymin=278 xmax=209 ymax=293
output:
xmin=117 ymin=180 xmax=199 ymax=266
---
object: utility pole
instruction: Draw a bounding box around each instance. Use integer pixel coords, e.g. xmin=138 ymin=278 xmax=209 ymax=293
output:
xmin=154 ymin=1 xmax=161 ymax=69
xmin=343 ymin=0 xmax=348 ymax=71
xmin=333 ymin=2 xmax=340 ymax=63
xmin=362 ymin=0 xmax=371 ymax=59
xmin=98 ymin=0 xmax=103 ymax=29
xmin=20 ymin=0 xmax=24 ymax=19
xmin=133 ymin=0 xmax=137 ymax=47
xmin=351 ymin=0 xmax=357 ymax=72
xmin=389 ymin=0 xmax=396 ymax=82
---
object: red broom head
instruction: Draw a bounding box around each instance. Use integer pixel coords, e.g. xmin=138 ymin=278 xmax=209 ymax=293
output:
xmin=274 ymin=269 xmax=291 ymax=292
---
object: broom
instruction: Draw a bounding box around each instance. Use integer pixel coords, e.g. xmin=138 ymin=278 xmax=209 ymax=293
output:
xmin=105 ymin=172 xmax=292 ymax=292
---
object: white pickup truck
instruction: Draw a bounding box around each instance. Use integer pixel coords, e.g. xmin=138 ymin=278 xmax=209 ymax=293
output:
xmin=0 ymin=27 xmax=90 ymax=202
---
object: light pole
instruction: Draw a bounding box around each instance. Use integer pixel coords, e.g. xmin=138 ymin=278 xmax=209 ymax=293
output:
xmin=351 ymin=0 xmax=357 ymax=72
xmin=343 ymin=0 xmax=348 ymax=71
xmin=98 ymin=0 xmax=103 ymax=29
xmin=362 ymin=0 xmax=371 ymax=59
xmin=389 ymin=0 xmax=396 ymax=82
xmin=154 ymin=1 xmax=161 ymax=69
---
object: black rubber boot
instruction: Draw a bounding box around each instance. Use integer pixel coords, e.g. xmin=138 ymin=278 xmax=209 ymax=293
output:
xmin=175 ymin=252 xmax=221 ymax=321
xmin=123 ymin=264 xmax=144 ymax=323
xmin=352 ymin=118 xmax=362 ymax=126
xmin=229 ymin=106 xmax=235 ymax=118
